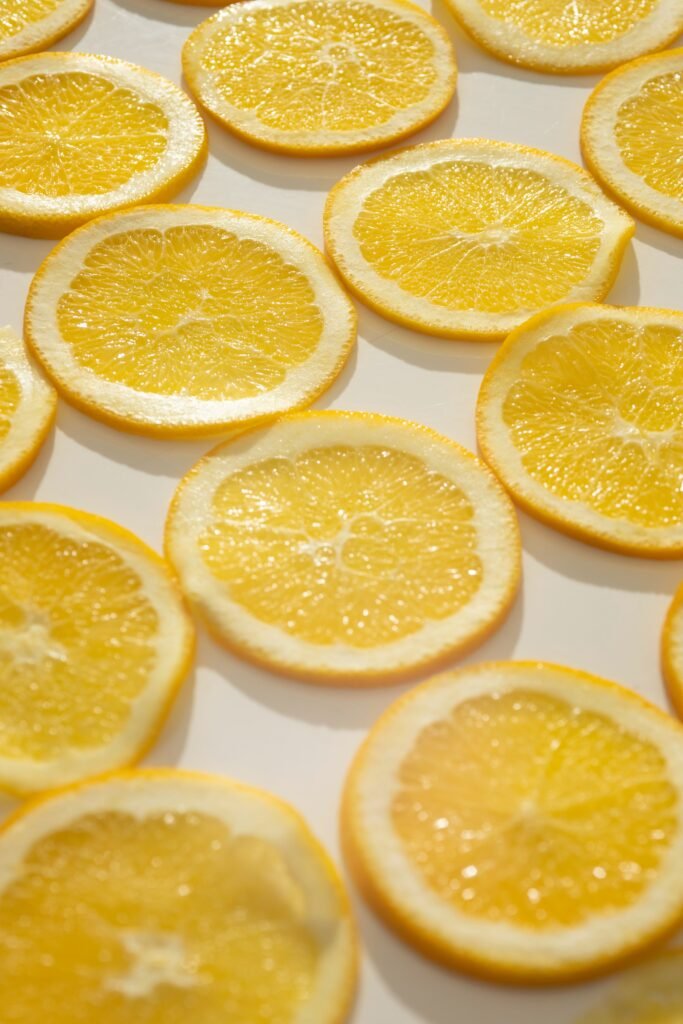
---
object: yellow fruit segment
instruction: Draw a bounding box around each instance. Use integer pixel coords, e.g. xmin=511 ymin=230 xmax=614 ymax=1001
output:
xmin=166 ymin=411 xmax=520 ymax=683
xmin=0 ymin=0 xmax=91 ymax=61
xmin=201 ymin=445 xmax=482 ymax=647
xmin=1 ymin=0 xmax=69 ymax=40
xmin=57 ymin=225 xmax=323 ymax=399
xmin=0 ymin=522 xmax=158 ymax=759
xmin=442 ymin=0 xmax=683 ymax=73
xmin=0 ymin=772 xmax=357 ymax=1023
xmin=662 ymin=583 xmax=683 ymax=721
xmin=580 ymin=952 xmax=683 ymax=1023
xmin=0 ymin=54 xmax=206 ymax=238
xmin=393 ymin=688 xmax=676 ymax=928
xmin=352 ymin=162 xmax=603 ymax=314
xmin=324 ymin=140 xmax=633 ymax=339
xmin=0 ymin=505 xmax=193 ymax=794
xmin=0 ymin=812 xmax=316 ymax=1020
xmin=477 ymin=305 xmax=683 ymax=555
xmin=0 ymin=363 xmax=20 ymax=438
xmin=582 ymin=50 xmax=683 ymax=237
xmin=503 ymin=320 xmax=683 ymax=527
xmin=479 ymin=0 xmax=659 ymax=46
xmin=343 ymin=662 xmax=683 ymax=982
xmin=194 ymin=1 xmax=437 ymax=131
xmin=26 ymin=206 xmax=355 ymax=436
xmin=0 ymin=326 xmax=56 ymax=495
xmin=0 ymin=73 xmax=167 ymax=197
xmin=615 ymin=73 xmax=683 ymax=199
xmin=182 ymin=0 xmax=456 ymax=154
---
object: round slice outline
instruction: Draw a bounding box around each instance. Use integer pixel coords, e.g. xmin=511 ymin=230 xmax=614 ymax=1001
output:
xmin=182 ymin=0 xmax=457 ymax=155
xmin=0 ymin=767 xmax=358 ymax=1024
xmin=165 ymin=409 xmax=522 ymax=685
xmin=476 ymin=302 xmax=683 ymax=557
xmin=578 ymin=949 xmax=683 ymax=1023
xmin=324 ymin=138 xmax=634 ymax=340
xmin=0 ymin=52 xmax=207 ymax=239
xmin=342 ymin=660 xmax=683 ymax=984
xmin=25 ymin=204 xmax=357 ymax=437
xmin=662 ymin=583 xmax=683 ymax=721
xmin=582 ymin=48 xmax=683 ymax=239
xmin=441 ymin=0 xmax=683 ymax=75
xmin=0 ymin=326 xmax=56 ymax=494
xmin=0 ymin=502 xmax=195 ymax=795
xmin=0 ymin=0 xmax=92 ymax=63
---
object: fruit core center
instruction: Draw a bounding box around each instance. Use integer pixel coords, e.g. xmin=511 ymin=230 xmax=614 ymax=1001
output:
xmin=3 ymin=608 xmax=66 ymax=666
xmin=319 ymin=41 xmax=358 ymax=65
xmin=107 ymin=931 xmax=202 ymax=998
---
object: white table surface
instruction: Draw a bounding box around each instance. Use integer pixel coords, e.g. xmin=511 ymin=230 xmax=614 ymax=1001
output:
xmin=1 ymin=3 xmax=682 ymax=1020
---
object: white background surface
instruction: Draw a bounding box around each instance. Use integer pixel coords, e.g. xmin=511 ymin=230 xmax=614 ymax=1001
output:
xmin=1 ymin=2 xmax=682 ymax=1020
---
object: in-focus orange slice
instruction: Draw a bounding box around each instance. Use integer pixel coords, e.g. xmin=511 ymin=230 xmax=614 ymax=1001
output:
xmin=0 ymin=503 xmax=194 ymax=794
xmin=0 ymin=53 xmax=206 ymax=238
xmin=182 ymin=0 xmax=456 ymax=154
xmin=582 ymin=48 xmax=683 ymax=238
xmin=477 ymin=303 xmax=683 ymax=557
xmin=165 ymin=410 xmax=521 ymax=684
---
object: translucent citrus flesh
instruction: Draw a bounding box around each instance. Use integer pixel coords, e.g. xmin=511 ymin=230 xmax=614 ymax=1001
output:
xmin=200 ymin=445 xmax=482 ymax=647
xmin=392 ymin=688 xmax=677 ymax=929
xmin=615 ymin=71 xmax=683 ymax=200
xmin=500 ymin=319 xmax=683 ymax=528
xmin=0 ymin=0 xmax=70 ymax=46
xmin=478 ymin=0 xmax=659 ymax=45
xmin=0 ymin=72 xmax=168 ymax=198
xmin=352 ymin=161 xmax=603 ymax=313
xmin=0 ymin=363 xmax=20 ymax=441
xmin=194 ymin=0 xmax=440 ymax=132
xmin=57 ymin=225 xmax=324 ymax=399
xmin=581 ymin=954 xmax=683 ymax=1023
xmin=0 ymin=809 xmax=318 ymax=1021
xmin=0 ymin=523 xmax=159 ymax=761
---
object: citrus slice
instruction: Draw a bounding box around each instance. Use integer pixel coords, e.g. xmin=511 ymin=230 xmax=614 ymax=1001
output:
xmin=0 ymin=503 xmax=194 ymax=795
xmin=0 ymin=0 xmax=91 ymax=62
xmin=182 ymin=0 xmax=457 ymax=155
xmin=0 ymin=53 xmax=207 ymax=239
xmin=477 ymin=303 xmax=683 ymax=557
xmin=165 ymin=410 xmax=521 ymax=685
xmin=582 ymin=49 xmax=683 ymax=239
xmin=579 ymin=951 xmax=683 ymax=1023
xmin=0 ymin=769 xmax=357 ymax=1022
xmin=0 ymin=326 xmax=56 ymax=494
xmin=342 ymin=660 xmax=683 ymax=983
xmin=324 ymin=139 xmax=633 ymax=340
xmin=662 ymin=584 xmax=683 ymax=719
xmin=25 ymin=205 xmax=356 ymax=437
xmin=441 ymin=0 xmax=683 ymax=74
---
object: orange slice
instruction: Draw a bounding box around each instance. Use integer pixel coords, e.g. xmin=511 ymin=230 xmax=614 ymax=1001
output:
xmin=0 ymin=503 xmax=194 ymax=794
xmin=25 ymin=205 xmax=356 ymax=436
xmin=182 ymin=0 xmax=456 ymax=155
xmin=165 ymin=410 xmax=521 ymax=685
xmin=0 ymin=0 xmax=91 ymax=62
xmin=0 ymin=769 xmax=357 ymax=1022
xmin=477 ymin=303 xmax=683 ymax=557
xmin=324 ymin=139 xmax=633 ymax=340
xmin=579 ymin=950 xmax=683 ymax=1022
xmin=582 ymin=48 xmax=683 ymax=238
xmin=0 ymin=53 xmax=207 ymax=238
xmin=343 ymin=661 xmax=683 ymax=982
xmin=662 ymin=583 xmax=683 ymax=720
xmin=0 ymin=325 xmax=55 ymax=494
xmin=442 ymin=0 xmax=683 ymax=74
